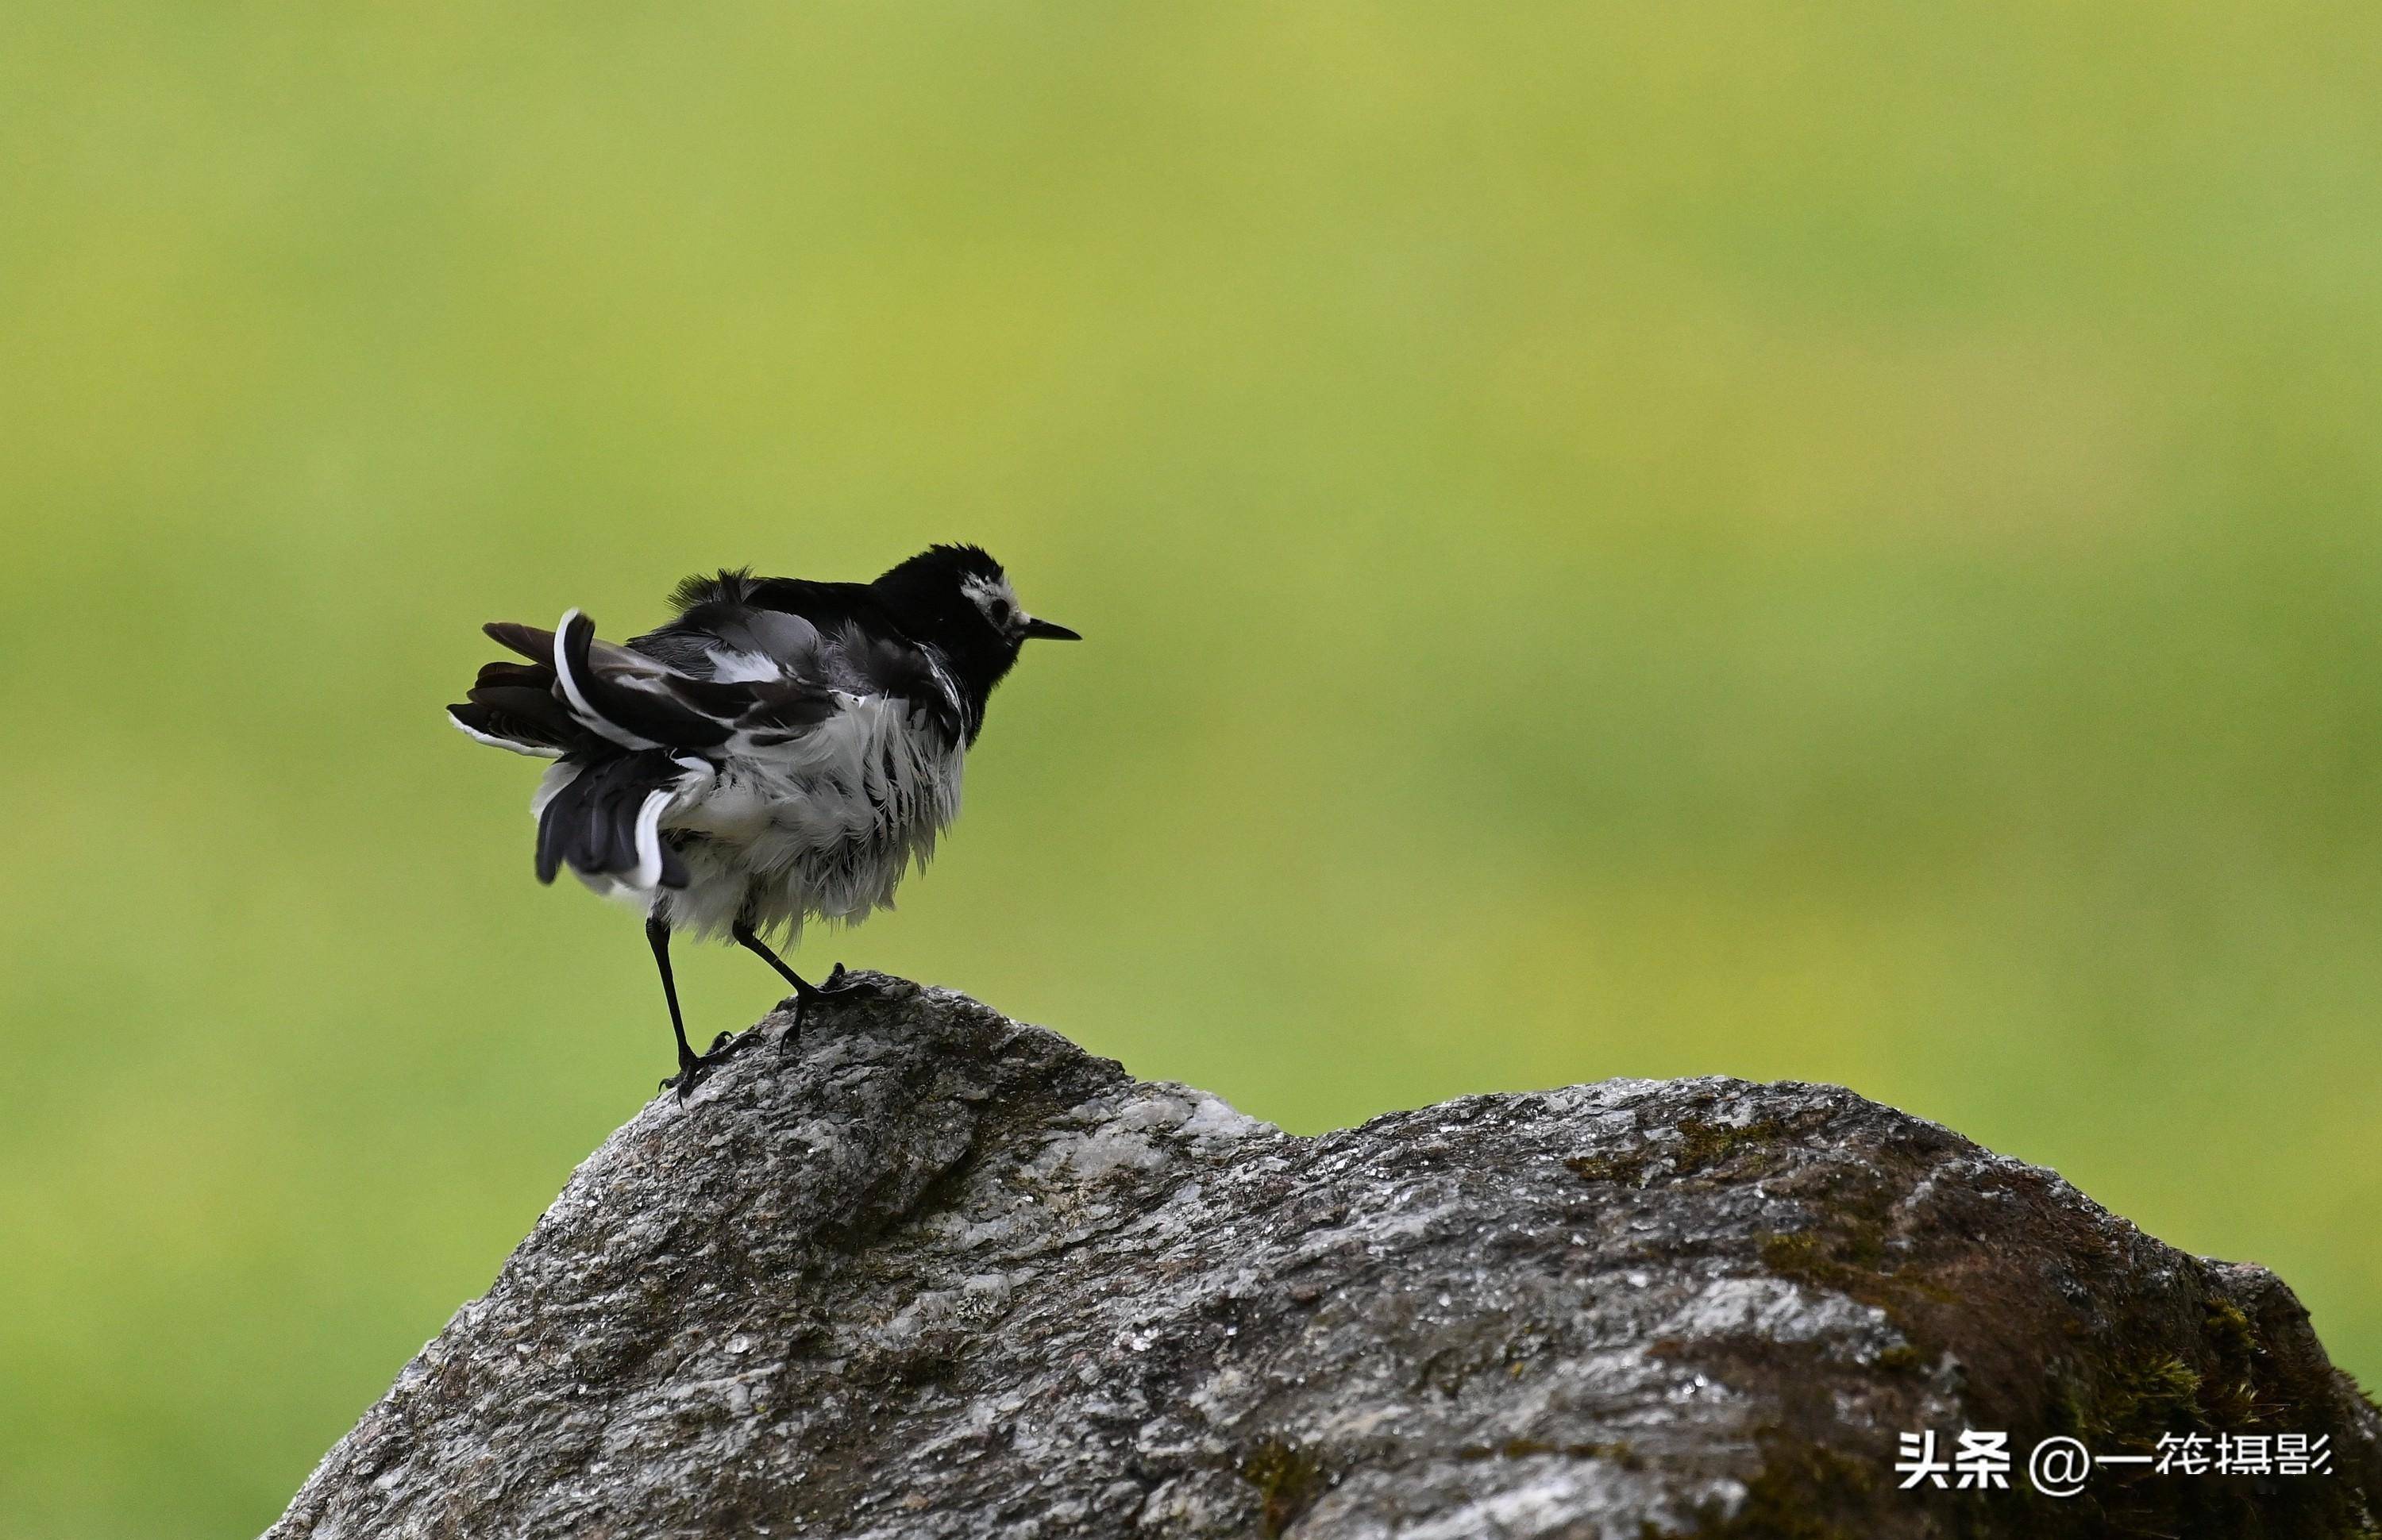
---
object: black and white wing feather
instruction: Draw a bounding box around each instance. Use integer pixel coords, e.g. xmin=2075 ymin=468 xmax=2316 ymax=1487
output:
xmin=452 ymin=610 xmax=843 ymax=759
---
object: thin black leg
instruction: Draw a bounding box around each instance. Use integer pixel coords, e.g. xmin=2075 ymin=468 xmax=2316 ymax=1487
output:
xmin=732 ymin=921 xmax=865 ymax=1056
xmin=648 ymin=917 xmax=703 ymax=1100
xmin=731 ymin=920 xmax=811 ymax=992
xmin=650 ymin=916 xmax=746 ymax=1101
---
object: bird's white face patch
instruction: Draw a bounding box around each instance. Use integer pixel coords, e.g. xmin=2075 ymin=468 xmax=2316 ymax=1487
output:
xmin=961 ymin=572 xmax=1025 ymax=634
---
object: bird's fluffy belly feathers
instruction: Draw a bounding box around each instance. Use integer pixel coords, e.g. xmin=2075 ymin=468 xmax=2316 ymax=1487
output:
xmin=540 ymin=696 xmax=964 ymax=942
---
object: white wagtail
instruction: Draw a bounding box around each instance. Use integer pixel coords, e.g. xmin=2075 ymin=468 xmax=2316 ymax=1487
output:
xmin=447 ymin=544 xmax=1079 ymax=1099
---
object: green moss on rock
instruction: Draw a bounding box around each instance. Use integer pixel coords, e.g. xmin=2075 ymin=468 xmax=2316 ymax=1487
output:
xmin=1688 ymin=1434 xmax=1875 ymax=1540
xmin=1239 ymin=1440 xmax=1328 ymax=1538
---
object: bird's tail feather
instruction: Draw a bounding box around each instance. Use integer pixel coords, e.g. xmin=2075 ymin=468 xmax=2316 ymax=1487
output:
xmin=447 ymin=656 xmax=584 ymax=756
xmin=534 ymin=751 xmax=692 ymax=891
xmin=450 ymin=610 xmax=707 ymax=893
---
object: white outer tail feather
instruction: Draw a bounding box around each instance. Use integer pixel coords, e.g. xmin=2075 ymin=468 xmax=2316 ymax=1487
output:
xmin=629 ymin=787 xmax=673 ymax=891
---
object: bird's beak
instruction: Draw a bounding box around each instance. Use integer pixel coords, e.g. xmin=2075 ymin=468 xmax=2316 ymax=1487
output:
xmin=1022 ymin=617 xmax=1082 ymax=641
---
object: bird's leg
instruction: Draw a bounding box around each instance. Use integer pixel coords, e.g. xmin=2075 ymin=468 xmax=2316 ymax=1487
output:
xmin=649 ymin=917 xmax=702 ymax=1098
xmin=649 ymin=917 xmax=744 ymax=1101
xmin=731 ymin=921 xmax=866 ymax=1056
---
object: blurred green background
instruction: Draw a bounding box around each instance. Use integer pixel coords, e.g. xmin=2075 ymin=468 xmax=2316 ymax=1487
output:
xmin=4 ymin=2 xmax=2380 ymax=1534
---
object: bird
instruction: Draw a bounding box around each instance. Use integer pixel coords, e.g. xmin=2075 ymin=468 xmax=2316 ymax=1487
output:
xmin=445 ymin=543 xmax=1079 ymax=1099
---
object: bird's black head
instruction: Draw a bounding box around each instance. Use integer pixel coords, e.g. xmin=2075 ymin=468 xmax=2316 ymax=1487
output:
xmin=872 ymin=543 xmax=1079 ymax=701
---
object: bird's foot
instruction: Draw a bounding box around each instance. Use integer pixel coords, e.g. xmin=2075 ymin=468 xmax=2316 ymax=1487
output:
xmin=778 ymin=964 xmax=872 ymax=1057
xmin=661 ymin=1030 xmax=759 ymax=1103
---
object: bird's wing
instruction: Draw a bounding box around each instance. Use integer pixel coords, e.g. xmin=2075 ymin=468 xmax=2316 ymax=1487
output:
xmin=449 ymin=562 xmax=969 ymax=761
xmin=449 ymin=611 xmax=839 ymax=757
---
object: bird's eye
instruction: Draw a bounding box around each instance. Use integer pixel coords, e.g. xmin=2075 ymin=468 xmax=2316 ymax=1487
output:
xmin=989 ymin=599 xmax=1014 ymax=624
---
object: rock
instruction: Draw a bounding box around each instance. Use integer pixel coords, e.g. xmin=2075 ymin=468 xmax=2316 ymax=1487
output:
xmin=267 ymin=976 xmax=2382 ymax=1539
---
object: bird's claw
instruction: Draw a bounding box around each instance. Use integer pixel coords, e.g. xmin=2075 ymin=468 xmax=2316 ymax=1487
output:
xmin=660 ymin=1057 xmax=709 ymax=1102
xmin=779 ymin=964 xmax=870 ymax=1057
xmin=661 ymin=1030 xmax=758 ymax=1102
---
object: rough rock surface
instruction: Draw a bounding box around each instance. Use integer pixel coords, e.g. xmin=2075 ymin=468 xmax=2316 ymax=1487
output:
xmin=269 ymin=976 xmax=2382 ymax=1539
